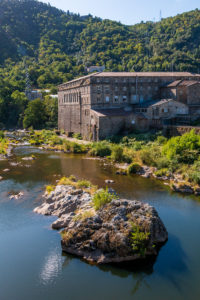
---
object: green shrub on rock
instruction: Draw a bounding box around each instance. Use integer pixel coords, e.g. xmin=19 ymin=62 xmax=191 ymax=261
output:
xmin=92 ymin=188 xmax=117 ymax=210
xmin=128 ymin=162 xmax=141 ymax=174
xmin=130 ymin=224 xmax=150 ymax=257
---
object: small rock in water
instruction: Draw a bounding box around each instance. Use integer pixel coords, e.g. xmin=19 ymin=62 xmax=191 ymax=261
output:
xmin=9 ymin=162 xmax=20 ymax=167
xmin=3 ymin=169 xmax=10 ymax=172
xmin=0 ymin=176 xmax=3 ymax=180
xmin=105 ymin=179 xmax=115 ymax=184
xmin=22 ymin=157 xmax=35 ymax=161
xmin=9 ymin=192 xmax=24 ymax=200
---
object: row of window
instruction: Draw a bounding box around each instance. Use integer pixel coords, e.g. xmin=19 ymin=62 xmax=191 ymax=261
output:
xmin=96 ymin=95 xmax=128 ymax=103
xmin=94 ymin=78 xmax=161 ymax=84
xmin=93 ymin=85 xmax=159 ymax=93
xmin=62 ymin=93 xmax=79 ymax=103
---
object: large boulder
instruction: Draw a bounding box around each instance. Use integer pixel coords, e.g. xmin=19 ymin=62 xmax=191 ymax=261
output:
xmin=34 ymin=185 xmax=168 ymax=264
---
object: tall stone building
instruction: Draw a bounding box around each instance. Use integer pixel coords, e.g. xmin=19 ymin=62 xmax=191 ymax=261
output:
xmin=58 ymin=72 xmax=200 ymax=140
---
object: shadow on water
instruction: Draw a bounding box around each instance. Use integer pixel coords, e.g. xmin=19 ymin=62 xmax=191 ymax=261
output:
xmin=60 ymin=232 xmax=188 ymax=296
xmin=154 ymin=233 xmax=189 ymax=292
xmin=61 ymin=251 xmax=156 ymax=296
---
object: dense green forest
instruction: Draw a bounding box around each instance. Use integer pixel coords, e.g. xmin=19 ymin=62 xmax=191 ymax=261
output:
xmin=0 ymin=0 xmax=199 ymax=128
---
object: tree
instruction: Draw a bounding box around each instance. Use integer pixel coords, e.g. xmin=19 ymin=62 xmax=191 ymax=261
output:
xmin=23 ymin=99 xmax=47 ymax=129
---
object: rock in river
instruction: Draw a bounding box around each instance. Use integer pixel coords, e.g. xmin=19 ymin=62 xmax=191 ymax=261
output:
xmin=34 ymin=185 xmax=168 ymax=264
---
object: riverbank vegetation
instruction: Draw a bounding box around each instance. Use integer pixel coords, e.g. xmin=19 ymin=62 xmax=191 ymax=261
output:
xmin=10 ymin=129 xmax=200 ymax=192
xmin=46 ymin=175 xmax=98 ymax=196
xmin=89 ymin=130 xmax=200 ymax=188
xmin=0 ymin=131 xmax=9 ymax=155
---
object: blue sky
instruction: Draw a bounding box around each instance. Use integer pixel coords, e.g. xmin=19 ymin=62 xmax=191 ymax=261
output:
xmin=41 ymin=0 xmax=199 ymax=25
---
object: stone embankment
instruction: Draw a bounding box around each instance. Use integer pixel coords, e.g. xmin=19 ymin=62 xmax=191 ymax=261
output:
xmin=34 ymin=184 xmax=168 ymax=264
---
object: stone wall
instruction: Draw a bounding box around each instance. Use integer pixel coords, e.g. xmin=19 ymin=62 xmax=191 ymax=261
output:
xmin=164 ymin=125 xmax=200 ymax=136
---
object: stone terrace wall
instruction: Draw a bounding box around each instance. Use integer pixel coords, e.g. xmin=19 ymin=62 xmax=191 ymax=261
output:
xmin=164 ymin=125 xmax=200 ymax=136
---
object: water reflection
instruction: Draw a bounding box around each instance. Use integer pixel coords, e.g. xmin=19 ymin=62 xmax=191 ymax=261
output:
xmin=40 ymin=248 xmax=64 ymax=286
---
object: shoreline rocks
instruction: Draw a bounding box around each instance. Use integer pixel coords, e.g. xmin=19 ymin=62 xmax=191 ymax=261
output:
xmin=34 ymin=184 xmax=168 ymax=265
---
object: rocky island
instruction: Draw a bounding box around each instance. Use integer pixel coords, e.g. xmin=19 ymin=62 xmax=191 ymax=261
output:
xmin=34 ymin=176 xmax=168 ymax=264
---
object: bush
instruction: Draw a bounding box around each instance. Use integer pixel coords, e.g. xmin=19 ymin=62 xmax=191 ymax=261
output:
xmin=188 ymin=171 xmax=200 ymax=185
xmin=130 ymin=223 xmax=150 ymax=257
xmin=162 ymin=130 xmax=200 ymax=164
xmin=72 ymin=133 xmax=82 ymax=140
xmin=70 ymin=142 xmax=87 ymax=153
xmin=89 ymin=141 xmax=111 ymax=157
xmin=111 ymin=145 xmax=124 ymax=162
xmin=139 ymin=148 xmax=155 ymax=166
xmin=156 ymin=136 xmax=167 ymax=145
xmin=0 ymin=131 xmax=5 ymax=139
xmin=46 ymin=185 xmax=55 ymax=194
xmin=154 ymin=168 xmax=170 ymax=177
xmin=76 ymin=180 xmax=91 ymax=188
xmin=128 ymin=162 xmax=141 ymax=174
xmin=92 ymin=188 xmax=117 ymax=210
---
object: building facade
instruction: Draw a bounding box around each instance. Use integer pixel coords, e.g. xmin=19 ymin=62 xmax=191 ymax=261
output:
xmin=58 ymin=72 xmax=200 ymax=140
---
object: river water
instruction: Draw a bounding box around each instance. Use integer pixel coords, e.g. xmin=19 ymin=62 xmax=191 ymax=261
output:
xmin=0 ymin=146 xmax=200 ymax=300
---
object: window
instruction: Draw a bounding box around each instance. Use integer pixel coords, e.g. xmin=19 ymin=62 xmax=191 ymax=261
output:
xmin=85 ymin=109 xmax=90 ymax=116
xmin=114 ymin=96 xmax=119 ymax=102
xmin=97 ymin=97 xmax=101 ymax=102
xmin=105 ymin=85 xmax=110 ymax=94
xmin=123 ymin=96 xmax=127 ymax=102
xmin=105 ymin=96 xmax=110 ymax=102
xmin=97 ymin=86 xmax=101 ymax=94
xmin=123 ymin=86 xmax=127 ymax=92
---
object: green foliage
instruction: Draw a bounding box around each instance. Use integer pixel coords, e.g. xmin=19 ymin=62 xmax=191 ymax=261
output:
xmin=69 ymin=142 xmax=87 ymax=153
xmin=46 ymin=185 xmax=55 ymax=194
xmin=0 ymin=1 xmax=199 ymax=90
xmin=156 ymin=136 xmax=167 ymax=145
xmin=76 ymin=180 xmax=92 ymax=188
xmin=72 ymin=133 xmax=82 ymax=140
xmin=130 ymin=224 xmax=150 ymax=257
xmin=23 ymin=99 xmax=47 ymax=129
xmin=128 ymin=162 xmax=141 ymax=174
xmin=154 ymin=168 xmax=170 ymax=177
xmin=110 ymin=145 xmax=124 ymax=162
xmin=0 ymin=1 xmax=200 ymax=128
xmin=162 ymin=130 xmax=200 ymax=164
xmin=92 ymin=188 xmax=117 ymax=210
xmin=0 ymin=131 xmax=5 ymax=139
xmin=89 ymin=141 xmax=111 ymax=157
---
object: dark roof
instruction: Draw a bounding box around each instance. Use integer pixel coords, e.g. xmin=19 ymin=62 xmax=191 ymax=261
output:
xmin=167 ymin=80 xmax=200 ymax=88
xmin=58 ymin=72 xmax=200 ymax=88
xmin=94 ymin=72 xmax=199 ymax=77
xmin=134 ymin=100 xmax=159 ymax=108
xmin=91 ymin=108 xmax=133 ymax=117
xmin=134 ymin=99 xmax=187 ymax=108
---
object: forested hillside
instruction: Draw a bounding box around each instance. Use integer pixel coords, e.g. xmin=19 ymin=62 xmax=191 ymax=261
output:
xmin=0 ymin=0 xmax=199 ymax=89
xmin=0 ymin=0 xmax=199 ymax=128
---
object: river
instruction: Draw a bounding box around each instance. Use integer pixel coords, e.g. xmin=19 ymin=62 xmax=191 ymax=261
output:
xmin=0 ymin=145 xmax=200 ymax=300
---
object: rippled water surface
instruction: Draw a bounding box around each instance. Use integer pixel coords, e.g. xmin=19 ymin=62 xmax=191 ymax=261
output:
xmin=0 ymin=146 xmax=200 ymax=300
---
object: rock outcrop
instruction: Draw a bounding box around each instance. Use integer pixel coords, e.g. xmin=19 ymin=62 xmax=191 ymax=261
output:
xmin=34 ymin=185 xmax=168 ymax=264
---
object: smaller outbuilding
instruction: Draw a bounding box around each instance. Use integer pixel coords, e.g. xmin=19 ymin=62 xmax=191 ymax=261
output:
xmin=134 ymin=99 xmax=189 ymax=128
